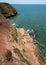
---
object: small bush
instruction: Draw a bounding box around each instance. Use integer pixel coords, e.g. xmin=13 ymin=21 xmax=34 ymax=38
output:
xmin=13 ymin=48 xmax=31 ymax=65
xmin=13 ymin=48 xmax=20 ymax=54
xmin=23 ymin=49 xmax=26 ymax=52
xmin=0 ymin=4 xmax=8 ymax=14
xmin=21 ymin=58 xmax=31 ymax=65
xmin=5 ymin=50 xmax=12 ymax=61
xmin=13 ymin=48 xmax=23 ymax=58
xmin=2 ymin=8 xmax=8 ymax=14
xmin=12 ymin=33 xmax=18 ymax=42
xmin=14 ymin=28 xmax=18 ymax=36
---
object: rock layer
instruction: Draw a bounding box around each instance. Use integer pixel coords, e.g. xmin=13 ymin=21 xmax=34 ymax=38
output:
xmin=0 ymin=3 xmax=46 ymax=65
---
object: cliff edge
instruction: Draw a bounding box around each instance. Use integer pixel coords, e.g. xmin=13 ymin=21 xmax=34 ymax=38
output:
xmin=0 ymin=3 xmax=46 ymax=65
xmin=0 ymin=3 xmax=17 ymax=18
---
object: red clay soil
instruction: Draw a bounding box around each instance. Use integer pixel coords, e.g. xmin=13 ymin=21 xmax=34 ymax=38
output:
xmin=0 ymin=22 xmax=11 ymax=54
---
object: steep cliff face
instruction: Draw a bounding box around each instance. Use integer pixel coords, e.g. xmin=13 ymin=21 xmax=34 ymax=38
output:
xmin=0 ymin=3 xmax=46 ymax=65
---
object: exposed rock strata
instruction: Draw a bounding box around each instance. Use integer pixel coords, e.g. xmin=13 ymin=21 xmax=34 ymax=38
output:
xmin=0 ymin=3 xmax=46 ymax=65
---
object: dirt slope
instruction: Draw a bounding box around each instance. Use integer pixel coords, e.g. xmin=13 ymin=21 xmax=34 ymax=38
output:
xmin=0 ymin=3 xmax=46 ymax=65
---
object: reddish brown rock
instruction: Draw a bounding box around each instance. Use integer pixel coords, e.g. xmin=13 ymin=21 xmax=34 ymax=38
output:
xmin=0 ymin=3 xmax=46 ymax=65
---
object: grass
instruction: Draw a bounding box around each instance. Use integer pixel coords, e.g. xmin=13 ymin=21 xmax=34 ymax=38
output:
xmin=2 ymin=9 xmax=8 ymax=14
xmin=14 ymin=28 xmax=18 ymax=36
xmin=12 ymin=28 xmax=18 ymax=42
xmin=0 ymin=3 xmax=17 ymax=14
xmin=12 ymin=33 xmax=18 ymax=42
xmin=0 ymin=4 xmax=9 ymax=14
xmin=13 ymin=48 xmax=20 ymax=54
xmin=13 ymin=47 xmax=31 ymax=65
xmin=5 ymin=3 xmax=16 ymax=13
xmin=21 ymin=58 xmax=31 ymax=65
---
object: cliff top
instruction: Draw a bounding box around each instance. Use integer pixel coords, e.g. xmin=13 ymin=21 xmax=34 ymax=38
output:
xmin=0 ymin=3 xmax=17 ymax=23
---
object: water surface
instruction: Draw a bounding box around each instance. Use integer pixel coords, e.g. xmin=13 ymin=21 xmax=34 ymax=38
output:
xmin=9 ymin=4 xmax=46 ymax=60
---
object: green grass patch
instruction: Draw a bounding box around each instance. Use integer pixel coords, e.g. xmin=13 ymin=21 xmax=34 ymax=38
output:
xmin=13 ymin=48 xmax=31 ymax=65
xmin=12 ymin=33 xmax=18 ymax=42
xmin=21 ymin=58 xmax=31 ymax=65
xmin=0 ymin=4 xmax=9 ymax=14
xmin=12 ymin=28 xmax=18 ymax=42
xmin=2 ymin=8 xmax=8 ymax=14
xmin=14 ymin=28 xmax=18 ymax=36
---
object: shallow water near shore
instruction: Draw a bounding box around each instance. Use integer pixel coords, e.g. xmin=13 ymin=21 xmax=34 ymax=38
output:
xmin=9 ymin=4 xmax=46 ymax=61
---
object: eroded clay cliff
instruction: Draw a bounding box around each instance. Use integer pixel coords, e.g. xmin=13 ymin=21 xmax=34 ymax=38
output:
xmin=0 ymin=3 xmax=46 ymax=65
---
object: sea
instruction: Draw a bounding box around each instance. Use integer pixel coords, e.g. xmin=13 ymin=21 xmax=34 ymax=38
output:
xmin=9 ymin=4 xmax=46 ymax=61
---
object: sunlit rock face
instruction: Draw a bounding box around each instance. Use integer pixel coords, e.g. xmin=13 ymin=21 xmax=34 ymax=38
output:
xmin=0 ymin=3 xmax=46 ymax=65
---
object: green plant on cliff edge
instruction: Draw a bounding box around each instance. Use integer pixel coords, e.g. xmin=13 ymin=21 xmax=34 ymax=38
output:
xmin=2 ymin=8 xmax=8 ymax=14
xmin=14 ymin=28 xmax=18 ymax=36
xmin=0 ymin=4 xmax=9 ymax=14
xmin=12 ymin=33 xmax=18 ymax=42
xmin=13 ymin=47 xmax=31 ymax=65
xmin=5 ymin=50 xmax=12 ymax=61
xmin=12 ymin=28 xmax=18 ymax=42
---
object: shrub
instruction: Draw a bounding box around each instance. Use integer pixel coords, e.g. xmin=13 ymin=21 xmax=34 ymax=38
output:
xmin=21 ymin=58 xmax=31 ymax=65
xmin=12 ymin=33 xmax=18 ymax=42
xmin=2 ymin=8 xmax=8 ymax=14
xmin=5 ymin=50 xmax=12 ymax=61
xmin=13 ymin=48 xmax=20 ymax=54
xmin=13 ymin=48 xmax=23 ymax=58
xmin=13 ymin=48 xmax=31 ymax=65
xmin=0 ymin=4 xmax=8 ymax=14
xmin=23 ymin=49 xmax=26 ymax=52
xmin=14 ymin=28 xmax=18 ymax=36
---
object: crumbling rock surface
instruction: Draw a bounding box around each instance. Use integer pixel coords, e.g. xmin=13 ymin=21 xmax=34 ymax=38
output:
xmin=0 ymin=3 xmax=46 ymax=65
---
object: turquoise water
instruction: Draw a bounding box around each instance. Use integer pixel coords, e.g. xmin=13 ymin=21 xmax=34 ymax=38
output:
xmin=9 ymin=4 xmax=46 ymax=60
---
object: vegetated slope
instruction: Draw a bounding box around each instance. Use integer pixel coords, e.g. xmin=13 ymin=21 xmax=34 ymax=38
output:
xmin=0 ymin=3 xmax=46 ymax=65
xmin=0 ymin=3 xmax=17 ymax=18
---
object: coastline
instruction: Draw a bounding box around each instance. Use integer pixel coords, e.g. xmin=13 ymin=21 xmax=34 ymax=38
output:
xmin=0 ymin=3 xmax=46 ymax=65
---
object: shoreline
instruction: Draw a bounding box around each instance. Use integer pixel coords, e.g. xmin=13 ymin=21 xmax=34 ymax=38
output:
xmin=12 ymin=22 xmax=46 ymax=62
xmin=0 ymin=3 xmax=46 ymax=65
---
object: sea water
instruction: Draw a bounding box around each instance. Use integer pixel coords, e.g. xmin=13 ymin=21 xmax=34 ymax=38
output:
xmin=9 ymin=4 xmax=46 ymax=61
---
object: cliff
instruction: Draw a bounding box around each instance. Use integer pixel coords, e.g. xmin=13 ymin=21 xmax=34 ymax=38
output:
xmin=0 ymin=3 xmax=17 ymax=18
xmin=0 ymin=3 xmax=46 ymax=65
